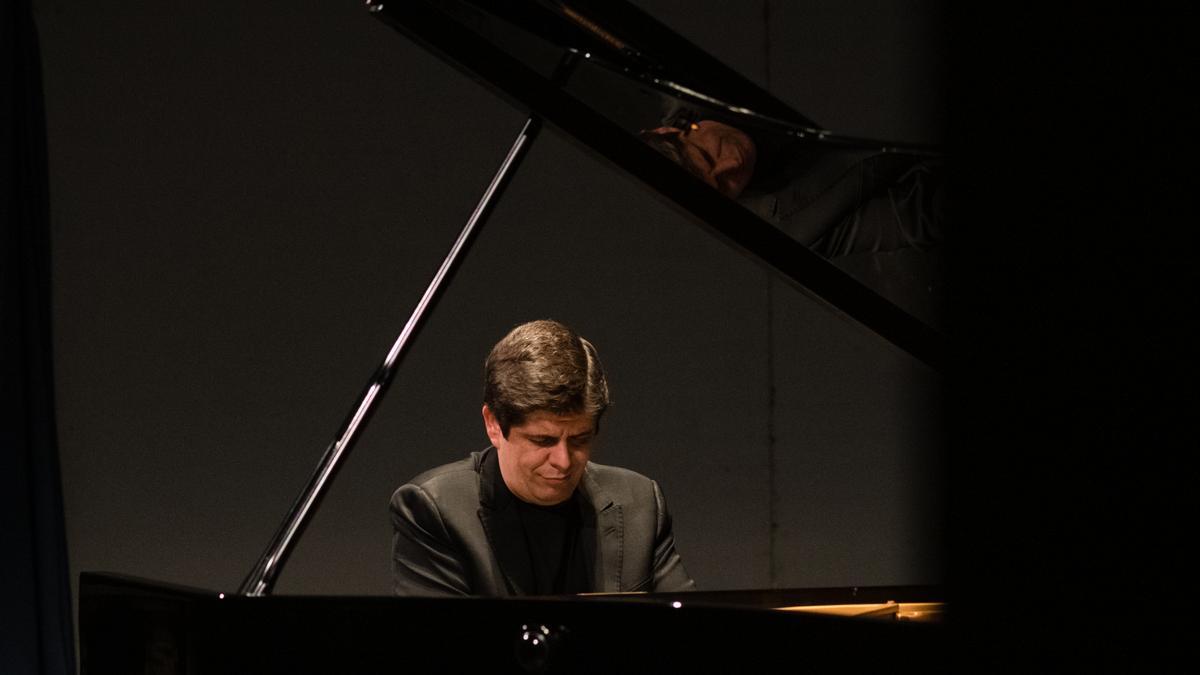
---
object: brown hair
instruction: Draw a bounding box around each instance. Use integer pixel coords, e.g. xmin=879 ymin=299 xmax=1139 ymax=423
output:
xmin=483 ymin=319 xmax=610 ymax=436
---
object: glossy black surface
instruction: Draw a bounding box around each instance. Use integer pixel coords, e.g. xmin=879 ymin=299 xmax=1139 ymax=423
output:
xmin=81 ymin=573 xmax=944 ymax=674
xmin=366 ymin=0 xmax=945 ymax=368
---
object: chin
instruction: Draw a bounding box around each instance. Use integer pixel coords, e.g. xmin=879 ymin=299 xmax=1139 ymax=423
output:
xmin=534 ymin=485 xmax=574 ymax=505
xmin=540 ymin=491 xmax=571 ymax=505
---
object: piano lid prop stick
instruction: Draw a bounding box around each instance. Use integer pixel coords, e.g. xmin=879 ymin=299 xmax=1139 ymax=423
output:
xmin=238 ymin=49 xmax=580 ymax=597
xmin=237 ymin=116 xmax=544 ymax=596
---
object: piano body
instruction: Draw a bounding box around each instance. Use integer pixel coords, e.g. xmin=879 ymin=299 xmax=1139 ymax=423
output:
xmin=81 ymin=572 xmax=942 ymax=673
xmin=80 ymin=1 xmax=947 ymax=671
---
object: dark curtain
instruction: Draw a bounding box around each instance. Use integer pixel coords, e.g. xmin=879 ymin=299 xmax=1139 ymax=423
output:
xmin=1 ymin=1 xmax=77 ymax=674
xmin=945 ymin=6 xmax=1192 ymax=670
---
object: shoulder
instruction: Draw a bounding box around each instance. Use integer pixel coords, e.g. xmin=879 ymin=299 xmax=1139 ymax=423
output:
xmin=585 ymin=460 xmax=652 ymax=484
xmin=390 ymin=452 xmax=481 ymax=511
xmin=407 ymin=453 xmax=479 ymax=489
xmin=583 ymin=461 xmax=660 ymax=504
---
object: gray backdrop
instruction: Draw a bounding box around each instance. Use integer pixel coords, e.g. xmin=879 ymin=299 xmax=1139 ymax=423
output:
xmin=35 ymin=0 xmax=945 ymax=599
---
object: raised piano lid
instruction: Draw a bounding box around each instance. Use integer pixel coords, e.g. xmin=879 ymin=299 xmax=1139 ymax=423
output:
xmin=365 ymin=0 xmax=946 ymax=370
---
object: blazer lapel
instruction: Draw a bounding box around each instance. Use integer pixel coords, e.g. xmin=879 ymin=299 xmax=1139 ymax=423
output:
xmin=579 ymin=468 xmax=622 ymax=592
xmin=476 ymin=447 xmax=533 ymax=596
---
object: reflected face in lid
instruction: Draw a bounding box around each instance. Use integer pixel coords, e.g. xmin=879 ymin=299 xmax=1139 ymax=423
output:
xmin=643 ymin=120 xmax=758 ymax=199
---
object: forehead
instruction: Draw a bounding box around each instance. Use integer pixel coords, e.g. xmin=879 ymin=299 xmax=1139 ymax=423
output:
xmin=513 ymin=410 xmax=594 ymax=436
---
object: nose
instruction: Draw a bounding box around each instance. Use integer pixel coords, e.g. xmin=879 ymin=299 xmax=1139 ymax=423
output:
xmin=546 ymin=440 xmax=570 ymax=472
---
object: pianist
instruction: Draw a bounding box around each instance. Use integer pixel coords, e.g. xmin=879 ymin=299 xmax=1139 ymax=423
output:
xmin=390 ymin=319 xmax=695 ymax=596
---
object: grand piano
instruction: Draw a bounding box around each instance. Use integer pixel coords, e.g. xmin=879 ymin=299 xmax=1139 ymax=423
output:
xmin=80 ymin=2 xmax=947 ymax=672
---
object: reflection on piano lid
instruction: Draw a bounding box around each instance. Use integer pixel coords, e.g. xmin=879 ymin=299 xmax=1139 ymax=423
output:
xmin=587 ymin=585 xmax=946 ymax=622
xmin=366 ymin=0 xmax=947 ymax=368
xmin=781 ymin=602 xmax=944 ymax=622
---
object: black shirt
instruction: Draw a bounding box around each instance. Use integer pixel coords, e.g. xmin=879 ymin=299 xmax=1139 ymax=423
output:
xmin=511 ymin=491 xmax=591 ymax=595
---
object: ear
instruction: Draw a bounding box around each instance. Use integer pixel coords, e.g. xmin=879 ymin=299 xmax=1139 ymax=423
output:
xmin=482 ymin=404 xmax=505 ymax=447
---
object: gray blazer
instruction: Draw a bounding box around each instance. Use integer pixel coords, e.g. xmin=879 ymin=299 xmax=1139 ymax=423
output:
xmin=390 ymin=447 xmax=695 ymax=596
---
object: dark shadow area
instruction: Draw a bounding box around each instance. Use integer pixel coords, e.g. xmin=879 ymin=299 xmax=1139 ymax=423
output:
xmin=1 ymin=1 xmax=76 ymax=673
xmin=944 ymin=5 xmax=1193 ymax=669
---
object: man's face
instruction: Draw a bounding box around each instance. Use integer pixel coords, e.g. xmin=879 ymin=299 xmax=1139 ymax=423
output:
xmin=645 ymin=120 xmax=758 ymax=199
xmin=483 ymin=405 xmax=595 ymax=506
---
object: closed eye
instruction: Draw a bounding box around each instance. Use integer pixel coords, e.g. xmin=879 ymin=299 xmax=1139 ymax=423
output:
xmin=689 ymin=144 xmax=715 ymax=170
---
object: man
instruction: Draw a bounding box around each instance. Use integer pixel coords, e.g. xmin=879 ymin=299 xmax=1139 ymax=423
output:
xmin=640 ymin=118 xmax=944 ymax=258
xmin=390 ymin=319 xmax=695 ymax=596
xmin=639 ymin=119 xmax=759 ymax=200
